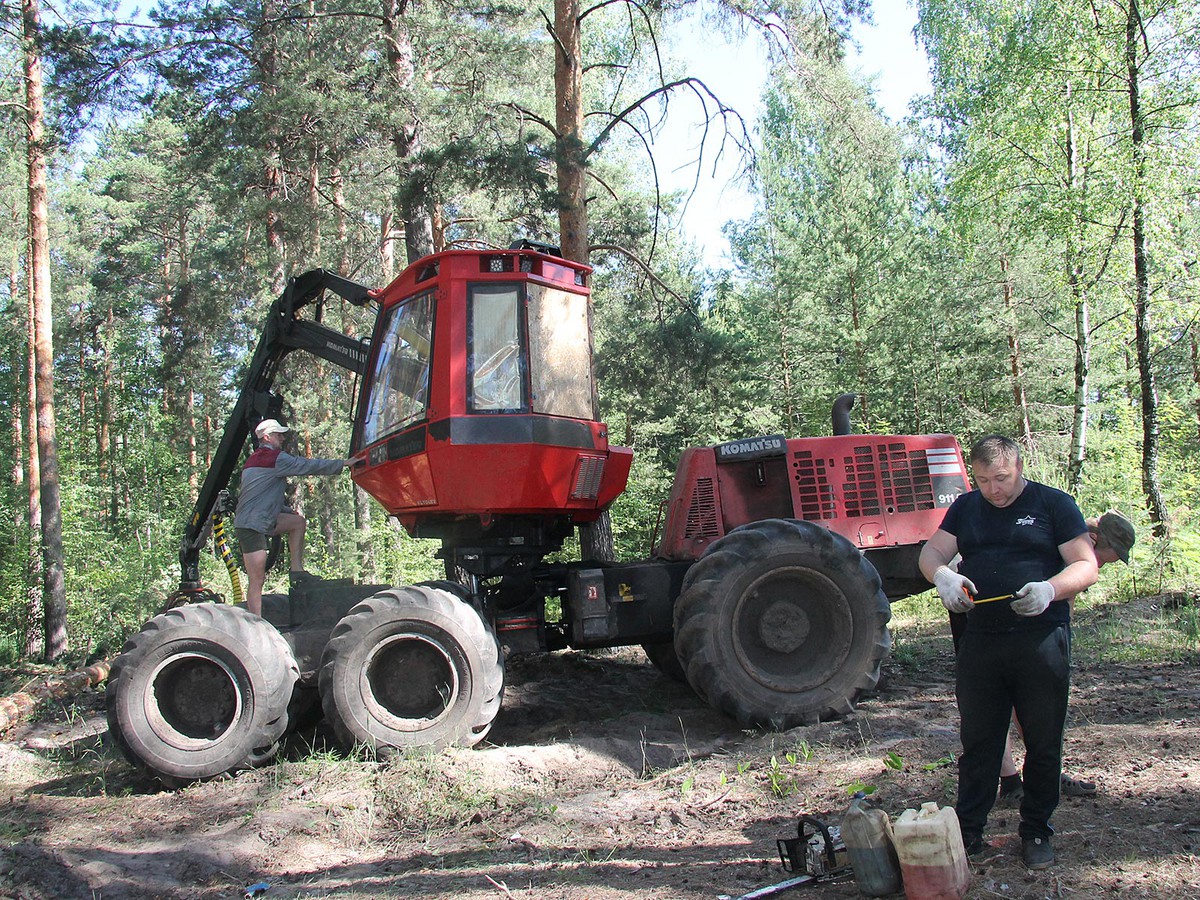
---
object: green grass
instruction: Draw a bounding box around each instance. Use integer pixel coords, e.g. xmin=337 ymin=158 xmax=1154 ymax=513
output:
xmin=886 ymin=590 xmax=951 ymax=672
xmin=887 ymin=578 xmax=1200 ymax=665
xmin=375 ymin=749 xmax=498 ymax=837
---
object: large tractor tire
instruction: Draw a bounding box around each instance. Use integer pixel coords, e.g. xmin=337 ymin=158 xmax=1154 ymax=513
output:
xmin=319 ymin=585 xmax=504 ymax=755
xmin=106 ymin=603 xmax=299 ymax=786
xmin=673 ymin=518 xmax=891 ymax=730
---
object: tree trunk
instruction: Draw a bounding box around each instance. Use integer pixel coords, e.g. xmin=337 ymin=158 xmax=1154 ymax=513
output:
xmin=355 ymin=486 xmax=376 ymax=581
xmin=552 ymin=0 xmax=613 ymax=561
xmin=308 ymin=142 xmax=321 ymax=265
xmin=261 ymin=0 xmax=287 ymax=294
xmin=1126 ymin=0 xmax=1169 ymax=537
xmin=1066 ymin=280 xmax=1089 ymax=493
xmin=554 ymin=0 xmax=587 ymax=264
xmin=1000 ymin=253 xmax=1033 ymax=446
xmin=186 ymin=387 xmax=198 ymax=495
xmin=100 ymin=303 xmax=116 ymax=525
xmin=24 ymin=0 xmax=67 ymax=660
xmin=8 ymin=215 xmax=22 ymax=490
xmin=1190 ymin=333 xmax=1200 ymax=446
xmin=380 ymin=210 xmax=395 ymax=281
xmin=849 ymin=277 xmax=869 ymax=422
xmin=1065 ymin=95 xmax=1089 ymax=493
xmin=25 ymin=235 xmax=43 ymax=660
xmin=333 ymin=165 xmax=350 ymax=275
xmin=383 ymin=0 xmax=434 ymax=264
xmin=779 ymin=296 xmax=795 ymax=430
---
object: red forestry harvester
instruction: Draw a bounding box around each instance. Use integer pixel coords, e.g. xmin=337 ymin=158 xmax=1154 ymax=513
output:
xmin=105 ymin=242 xmax=970 ymax=785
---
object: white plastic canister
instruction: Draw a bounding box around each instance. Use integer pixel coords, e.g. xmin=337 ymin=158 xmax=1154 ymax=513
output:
xmin=891 ymin=802 xmax=970 ymax=900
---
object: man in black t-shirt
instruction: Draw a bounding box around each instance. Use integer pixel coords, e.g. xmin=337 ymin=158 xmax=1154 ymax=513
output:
xmin=919 ymin=435 xmax=1098 ymax=871
xmin=949 ymin=509 xmax=1137 ymax=802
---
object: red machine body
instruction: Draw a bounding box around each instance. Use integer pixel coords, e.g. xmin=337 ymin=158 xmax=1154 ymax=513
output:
xmin=349 ymin=247 xmax=633 ymax=534
xmin=657 ymin=432 xmax=970 ymax=561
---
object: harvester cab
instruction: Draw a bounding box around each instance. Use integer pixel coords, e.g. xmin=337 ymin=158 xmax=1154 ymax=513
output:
xmin=106 ymin=241 xmax=970 ymax=788
xmin=348 ymin=241 xmax=632 ymax=575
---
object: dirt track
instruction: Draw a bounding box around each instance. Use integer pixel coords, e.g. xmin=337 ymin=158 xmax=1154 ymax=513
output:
xmin=1 ymin=597 xmax=1198 ymax=899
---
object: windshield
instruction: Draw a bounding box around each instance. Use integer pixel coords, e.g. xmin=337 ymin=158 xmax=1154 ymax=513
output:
xmin=527 ymin=283 xmax=593 ymax=419
xmin=469 ymin=283 xmax=524 ymax=412
xmin=361 ymin=291 xmax=435 ymax=444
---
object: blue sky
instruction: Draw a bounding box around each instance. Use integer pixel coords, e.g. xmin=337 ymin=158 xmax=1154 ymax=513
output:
xmin=657 ymin=0 xmax=933 ymax=266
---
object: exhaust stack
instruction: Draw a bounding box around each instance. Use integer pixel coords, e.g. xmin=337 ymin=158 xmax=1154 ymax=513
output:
xmin=832 ymin=393 xmax=856 ymax=436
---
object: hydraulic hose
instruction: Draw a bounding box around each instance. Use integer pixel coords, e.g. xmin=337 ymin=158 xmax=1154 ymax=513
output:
xmin=212 ymin=514 xmax=245 ymax=606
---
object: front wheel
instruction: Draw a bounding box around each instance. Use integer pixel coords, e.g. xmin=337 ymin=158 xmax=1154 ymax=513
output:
xmin=319 ymin=585 xmax=504 ymax=755
xmin=106 ymin=603 xmax=299 ymax=786
xmin=673 ymin=518 xmax=890 ymax=729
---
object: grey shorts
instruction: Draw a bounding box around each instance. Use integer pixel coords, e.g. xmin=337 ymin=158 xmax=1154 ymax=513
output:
xmin=235 ymin=528 xmax=268 ymax=553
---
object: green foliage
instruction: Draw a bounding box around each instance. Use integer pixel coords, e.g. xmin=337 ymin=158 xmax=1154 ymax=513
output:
xmin=765 ymin=753 xmax=799 ymax=798
xmin=923 ymin=754 xmax=956 ymax=771
xmin=844 ymin=781 xmax=876 ymax=796
xmin=4 ymin=0 xmax=1200 ymax=666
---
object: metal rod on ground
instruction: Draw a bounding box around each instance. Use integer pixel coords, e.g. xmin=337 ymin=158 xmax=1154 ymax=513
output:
xmin=717 ymin=874 xmax=816 ymax=900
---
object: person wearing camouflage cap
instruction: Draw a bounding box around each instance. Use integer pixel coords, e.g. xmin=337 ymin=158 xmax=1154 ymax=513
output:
xmin=1089 ymin=510 xmax=1136 ymax=566
xmin=994 ymin=510 xmax=1137 ymax=804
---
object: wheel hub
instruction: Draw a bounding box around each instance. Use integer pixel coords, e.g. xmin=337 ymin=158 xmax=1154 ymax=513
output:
xmin=362 ymin=633 xmax=460 ymax=732
xmin=146 ymin=652 xmax=241 ymax=750
xmin=732 ymin=565 xmax=853 ymax=693
xmin=758 ymin=600 xmax=810 ymax=653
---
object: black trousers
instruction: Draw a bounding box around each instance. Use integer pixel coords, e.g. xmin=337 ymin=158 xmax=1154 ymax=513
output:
xmin=955 ymin=624 xmax=1071 ymax=841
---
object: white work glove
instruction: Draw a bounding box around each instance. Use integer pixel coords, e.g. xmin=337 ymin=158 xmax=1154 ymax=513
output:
xmin=1012 ymin=581 xmax=1055 ymax=617
xmin=933 ymin=566 xmax=976 ymax=613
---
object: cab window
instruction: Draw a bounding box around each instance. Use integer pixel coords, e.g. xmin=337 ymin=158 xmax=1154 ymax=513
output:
xmin=527 ymin=283 xmax=593 ymax=419
xmin=361 ymin=291 xmax=434 ymax=444
xmin=469 ymin=284 xmax=524 ymax=412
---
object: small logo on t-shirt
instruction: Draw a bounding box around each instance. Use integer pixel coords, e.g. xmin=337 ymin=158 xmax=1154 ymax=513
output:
xmin=1016 ymin=516 xmax=1036 ymax=526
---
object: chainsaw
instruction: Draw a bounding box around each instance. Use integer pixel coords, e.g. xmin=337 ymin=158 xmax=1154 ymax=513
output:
xmin=717 ymin=815 xmax=851 ymax=900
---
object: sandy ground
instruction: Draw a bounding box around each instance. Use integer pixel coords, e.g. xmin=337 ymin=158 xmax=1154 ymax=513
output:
xmin=0 ymin=596 xmax=1198 ymax=899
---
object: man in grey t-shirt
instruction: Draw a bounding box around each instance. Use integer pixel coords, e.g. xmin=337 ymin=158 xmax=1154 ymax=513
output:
xmin=234 ymin=418 xmax=350 ymax=616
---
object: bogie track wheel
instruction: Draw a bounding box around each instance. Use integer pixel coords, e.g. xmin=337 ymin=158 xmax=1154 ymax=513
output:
xmin=319 ymin=585 xmax=504 ymax=755
xmin=673 ymin=518 xmax=890 ymax=729
xmin=106 ymin=603 xmax=299 ymax=786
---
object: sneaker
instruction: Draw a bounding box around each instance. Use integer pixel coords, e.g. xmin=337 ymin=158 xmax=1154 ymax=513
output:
xmin=1061 ymin=773 xmax=1096 ymax=797
xmin=289 ymin=569 xmax=318 ymax=585
xmin=998 ymin=774 xmax=1024 ymax=807
xmin=1022 ymin=836 xmax=1055 ymax=870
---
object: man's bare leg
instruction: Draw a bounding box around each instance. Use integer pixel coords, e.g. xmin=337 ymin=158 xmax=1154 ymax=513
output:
xmin=1001 ymin=729 xmax=1019 ymax=777
xmin=272 ymin=512 xmax=308 ymax=574
xmin=244 ymin=548 xmax=268 ymax=617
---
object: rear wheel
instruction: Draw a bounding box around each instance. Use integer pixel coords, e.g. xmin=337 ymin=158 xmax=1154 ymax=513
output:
xmin=106 ymin=603 xmax=299 ymax=786
xmin=319 ymin=585 xmax=504 ymax=755
xmin=673 ymin=518 xmax=890 ymax=729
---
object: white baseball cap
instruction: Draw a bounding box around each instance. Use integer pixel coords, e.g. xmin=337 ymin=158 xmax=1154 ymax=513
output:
xmin=255 ymin=418 xmax=290 ymax=438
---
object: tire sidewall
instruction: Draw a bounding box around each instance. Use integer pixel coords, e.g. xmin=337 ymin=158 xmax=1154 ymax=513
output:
xmin=108 ymin=606 xmax=296 ymax=782
xmin=320 ymin=589 xmax=503 ymax=754
xmin=675 ymin=519 xmax=890 ymax=727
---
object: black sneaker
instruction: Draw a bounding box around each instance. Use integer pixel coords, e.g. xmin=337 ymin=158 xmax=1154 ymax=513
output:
xmin=289 ymin=569 xmax=318 ymax=585
xmin=1022 ymin=836 xmax=1055 ymax=870
xmin=963 ymin=833 xmax=985 ymax=857
xmin=1061 ymin=773 xmax=1096 ymax=797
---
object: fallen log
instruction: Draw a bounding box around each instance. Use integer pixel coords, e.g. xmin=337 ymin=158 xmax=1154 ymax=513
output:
xmin=0 ymin=660 xmax=111 ymax=736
